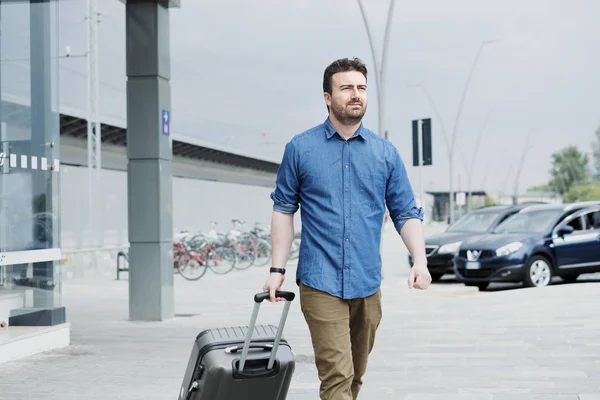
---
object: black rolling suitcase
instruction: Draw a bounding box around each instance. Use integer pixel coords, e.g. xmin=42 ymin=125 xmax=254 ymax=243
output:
xmin=178 ymin=290 xmax=296 ymax=400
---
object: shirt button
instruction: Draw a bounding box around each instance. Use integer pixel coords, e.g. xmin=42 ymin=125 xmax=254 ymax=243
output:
xmin=345 ymin=188 xmax=349 ymax=192
xmin=345 ymin=237 xmax=349 ymax=241
xmin=345 ymin=164 xmax=348 ymax=168
xmin=344 ymin=266 xmax=349 ymax=270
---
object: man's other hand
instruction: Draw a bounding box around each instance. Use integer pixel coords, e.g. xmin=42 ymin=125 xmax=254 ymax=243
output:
xmin=408 ymin=262 xmax=432 ymax=290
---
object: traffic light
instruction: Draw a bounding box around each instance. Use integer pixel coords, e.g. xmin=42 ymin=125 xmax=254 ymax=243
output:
xmin=422 ymin=118 xmax=432 ymax=166
xmin=412 ymin=120 xmax=419 ymax=167
xmin=412 ymin=118 xmax=433 ymax=167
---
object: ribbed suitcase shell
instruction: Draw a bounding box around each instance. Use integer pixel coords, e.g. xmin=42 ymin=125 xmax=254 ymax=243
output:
xmin=178 ymin=324 xmax=295 ymax=400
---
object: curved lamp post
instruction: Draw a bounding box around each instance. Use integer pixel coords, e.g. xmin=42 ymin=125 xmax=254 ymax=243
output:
xmin=357 ymin=0 xmax=397 ymax=138
xmin=447 ymin=39 xmax=496 ymax=223
xmin=409 ymin=39 xmax=496 ymax=223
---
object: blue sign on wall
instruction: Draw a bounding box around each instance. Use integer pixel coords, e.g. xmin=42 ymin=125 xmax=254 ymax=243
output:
xmin=162 ymin=109 xmax=170 ymax=136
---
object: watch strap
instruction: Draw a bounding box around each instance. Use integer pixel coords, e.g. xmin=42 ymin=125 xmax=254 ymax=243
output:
xmin=270 ymin=267 xmax=286 ymax=275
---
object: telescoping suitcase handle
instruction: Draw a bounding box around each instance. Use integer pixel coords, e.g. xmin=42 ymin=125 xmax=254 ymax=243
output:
xmin=238 ymin=290 xmax=295 ymax=372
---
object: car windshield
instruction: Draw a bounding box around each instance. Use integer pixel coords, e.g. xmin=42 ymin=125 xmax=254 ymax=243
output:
xmin=492 ymin=209 xmax=562 ymax=234
xmin=446 ymin=212 xmax=500 ymax=233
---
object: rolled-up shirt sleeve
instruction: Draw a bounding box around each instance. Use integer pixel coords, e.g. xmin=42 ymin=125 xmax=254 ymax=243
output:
xmin=385 ymin=146 xmax=424 ymax=232
xmin=270 ymin=141 xmax=300 ymax=214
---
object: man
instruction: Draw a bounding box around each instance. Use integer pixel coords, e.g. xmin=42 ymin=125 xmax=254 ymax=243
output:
xmin=263 ymin=57 xmax=431 ymax=400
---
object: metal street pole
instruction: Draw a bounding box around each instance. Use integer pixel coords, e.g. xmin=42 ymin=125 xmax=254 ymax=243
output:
xmin=407 ymin=83 xmax=451 ymax=155
xmin=458 ymin=109 xmax=492 ymax=211
xmin=407 ymin=83 xmax=458 ymax=213
xmin=480 ymin=166 xmax=489 ymax=195
xmin=87 ymin=0 xmax=101 ymax=264
xmin=501 ymin=164 xmax=514 ymax=200
xmin=357 ymin=0 xmax=397 ymax=138
xmin=417 ymin=122 xmax=424 ymax=210
xmin=512 ymin=130 xmax=533 ymax=204
xmin=447 ymin=39 xmax=496 ymax=223
xmin=407 ymin=85 xmax=493 ymax=213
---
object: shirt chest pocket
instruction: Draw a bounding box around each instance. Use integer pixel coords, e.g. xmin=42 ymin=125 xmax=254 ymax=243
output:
xmin=357 ymin=172 xmax=387 ymax=206
xmin=301 ymin=156 xmax=342 ymax=194
xmin=302 ymin=173 xmax=327 ymax=193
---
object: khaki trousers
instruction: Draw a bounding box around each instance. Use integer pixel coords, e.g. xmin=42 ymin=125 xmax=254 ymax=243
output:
xmin=299 ymin=282 xmax=382 ymax=400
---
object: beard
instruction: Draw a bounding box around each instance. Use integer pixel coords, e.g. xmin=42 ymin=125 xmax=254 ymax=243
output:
xmin=331 ymin=99 xmax=366 ymax=126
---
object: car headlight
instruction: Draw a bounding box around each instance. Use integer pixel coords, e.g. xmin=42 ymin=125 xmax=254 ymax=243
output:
xmin=496 ymin=242 xmax=523 ymax=256
xmin=438 ymin=241 xmax=462 ymax=254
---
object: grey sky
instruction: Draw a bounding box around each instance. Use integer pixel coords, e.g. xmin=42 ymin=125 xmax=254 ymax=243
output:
xmin=50 ymin=0 xmax=600 ymax=195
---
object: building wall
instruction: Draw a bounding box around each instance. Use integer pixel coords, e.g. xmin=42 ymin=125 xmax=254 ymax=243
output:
xmin=58 ymin=138 xmax=302 ymax=279
xmin=60 ymin=164 xmax=290 ymax=251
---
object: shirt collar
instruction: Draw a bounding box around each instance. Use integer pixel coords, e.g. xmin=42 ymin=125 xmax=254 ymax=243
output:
xmin=324 ymin=117 xmax=368 ymax=141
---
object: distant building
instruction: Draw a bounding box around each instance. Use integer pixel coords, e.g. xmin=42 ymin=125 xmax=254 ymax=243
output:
xmin=494 ymin=191 xmax=563 ymax=206
xmin=1 ymin=0 xmax=284 ymax=364
xmin=426 ymin=190 xmax=488 ymax=223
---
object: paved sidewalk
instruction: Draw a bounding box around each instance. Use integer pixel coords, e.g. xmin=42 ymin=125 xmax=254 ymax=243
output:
xmin=0 ymin=226 xmax=599 ymax=399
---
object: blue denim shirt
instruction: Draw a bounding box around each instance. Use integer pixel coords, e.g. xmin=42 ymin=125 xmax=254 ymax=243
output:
xmin=271 ymin=118 xmax=423 ymax=299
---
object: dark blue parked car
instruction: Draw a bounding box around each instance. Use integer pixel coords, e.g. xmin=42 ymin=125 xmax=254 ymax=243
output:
xmin=454 ymin=202 xmax=600 ymax=290
xmin=409 ymin=204 xmax=531 ymax=281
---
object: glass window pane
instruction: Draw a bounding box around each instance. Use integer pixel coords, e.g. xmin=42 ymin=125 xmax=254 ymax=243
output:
xmin=1 ymin=0 xmax=62 ymax=319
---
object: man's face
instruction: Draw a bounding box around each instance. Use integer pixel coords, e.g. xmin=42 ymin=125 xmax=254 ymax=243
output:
xmin=325 ymin=71 xmax=367 ymax=125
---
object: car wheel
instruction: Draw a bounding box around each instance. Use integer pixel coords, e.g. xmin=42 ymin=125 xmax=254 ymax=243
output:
xmin=465 ymin=282 xmax=489 ymax=291
xmin=523 ymin=255 xmax=553 ymax=288
xmin=561 ymin=273 xmax=579 ymax=283
xmin=430 ymin=272 xmax=443 ymax=282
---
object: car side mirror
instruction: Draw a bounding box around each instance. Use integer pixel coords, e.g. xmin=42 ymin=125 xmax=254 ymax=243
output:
xmin=558 ymin=225 xmax=574 ymax=236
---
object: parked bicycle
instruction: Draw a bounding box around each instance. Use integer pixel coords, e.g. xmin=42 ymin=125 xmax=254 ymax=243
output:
xmin=178 ymin=229 xmax=237 ymax=278
xmin=116 ymin=219 xmax=301 ymax=282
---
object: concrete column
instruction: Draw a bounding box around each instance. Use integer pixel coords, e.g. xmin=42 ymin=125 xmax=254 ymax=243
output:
xmin=30 ymin=0 xmax=59 ymax=309
xmin=125 ymin=0 xmax=177 ymax=321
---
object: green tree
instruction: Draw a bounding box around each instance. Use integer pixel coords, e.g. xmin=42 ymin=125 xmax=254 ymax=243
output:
xmin=483 ymin=196 xmax=497 ymax=207
xmin=564 ymin=183 xmax=600 ymax=202
xmin=549 ymin=146 xmax=590 ymax=196
xmin=527 ymin=184 xmax=552 ymax=192
xmin=592 ymin=126 xmax=600 ymax=181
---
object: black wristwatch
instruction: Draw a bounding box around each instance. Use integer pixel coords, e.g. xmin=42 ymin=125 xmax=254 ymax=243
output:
xmin=270 ymin=267 xmax=286 ymax=275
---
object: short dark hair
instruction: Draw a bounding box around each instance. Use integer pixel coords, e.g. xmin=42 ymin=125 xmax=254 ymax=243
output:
xmin=323 ymin=57 xmax=368 ymax=94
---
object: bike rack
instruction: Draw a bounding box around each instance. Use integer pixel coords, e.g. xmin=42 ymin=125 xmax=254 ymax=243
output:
xmin=116 ymin=251 xmax=129 ymax=280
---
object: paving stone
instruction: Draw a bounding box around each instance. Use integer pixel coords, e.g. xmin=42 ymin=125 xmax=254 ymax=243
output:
xmin=493 ymin=395 xmax=580 ymax=400
xmin=0 ymin=226 xmax=598 ymax=399
xmin=578 ymin=395 xmax=600 ymax=400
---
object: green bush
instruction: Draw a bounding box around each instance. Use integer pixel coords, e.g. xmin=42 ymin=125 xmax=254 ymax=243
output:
xmin=564 ymin=183 xmax=600 ymax=202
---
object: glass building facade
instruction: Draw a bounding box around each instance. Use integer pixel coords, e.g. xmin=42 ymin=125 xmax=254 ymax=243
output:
xmin=0 ymin=0 xmax=63 ymax=325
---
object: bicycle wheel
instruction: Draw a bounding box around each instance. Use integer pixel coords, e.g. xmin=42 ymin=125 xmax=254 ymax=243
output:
xmin=252 ymin=238 xmax=271 ymax=267
xmin=178 ymin=257 xmax=208 ymax=281
xmin=232 ymin=239 xmax=256 ymax=270
xmin=206 ymin=245 xmax=236 ymax=275
xmin=173 ymin=243 xmax=188 ymax=274
xmin=173 ymin=252 xmax=186 ymax=275
xmin=289 ymin=238 xmax=301 ymax=260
